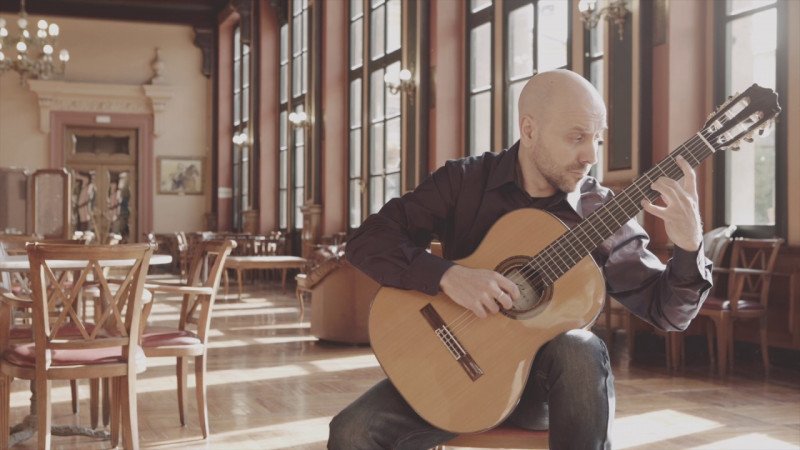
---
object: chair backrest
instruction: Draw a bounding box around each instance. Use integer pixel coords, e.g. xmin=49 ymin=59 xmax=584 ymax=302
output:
xmin=703 ymin=225 xmax=737 ymax=266
xmin=180 ymin=239 xmax=236 ymax=341
xmin=0 ymin=235 xmax=42 ymax=256
xmin=726 ymin=237 xmax=783 ymax=312
xmin=26 ymin=243 xmax=154 ymax=363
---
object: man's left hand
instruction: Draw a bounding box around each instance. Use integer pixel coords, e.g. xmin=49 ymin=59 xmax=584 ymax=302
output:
xmin=641 ymin=155 xmax=703 ymax=252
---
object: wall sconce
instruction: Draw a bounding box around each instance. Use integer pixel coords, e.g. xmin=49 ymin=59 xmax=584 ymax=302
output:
xmin=578 ymin=0 xmax=629 ymax=40
xmin=384 ymin=68 xmax=414 ymax=95
xmin=288 ymin=110 xmax=310 ymax=128
xmin=232 ymin=131 xmax=248 ymax=145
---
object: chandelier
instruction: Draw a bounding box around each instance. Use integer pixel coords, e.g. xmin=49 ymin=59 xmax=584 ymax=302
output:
xmin=0 ymin=0 xmax=70 ymax=82
xmin=578 ymin=0 xmax=629 ymax=41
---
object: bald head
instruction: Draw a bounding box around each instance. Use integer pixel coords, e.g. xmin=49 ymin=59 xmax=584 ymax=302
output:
xmin=518 ymin=69 xmax=606 ymax=129
xmin=515 ymin=70 xmax=607 ymax=197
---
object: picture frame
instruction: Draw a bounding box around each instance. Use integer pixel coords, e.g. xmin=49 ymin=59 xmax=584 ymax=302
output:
xmin=157 ymin=156 xmax=204 ymax=195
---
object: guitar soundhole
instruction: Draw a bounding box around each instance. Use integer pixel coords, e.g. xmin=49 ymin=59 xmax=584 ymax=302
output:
xmin=496 ymin=256 xmax=552 ymax=320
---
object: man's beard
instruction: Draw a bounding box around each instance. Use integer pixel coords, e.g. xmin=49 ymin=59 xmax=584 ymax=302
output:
xmin=532 ymin=142 xmax=585 ymax=194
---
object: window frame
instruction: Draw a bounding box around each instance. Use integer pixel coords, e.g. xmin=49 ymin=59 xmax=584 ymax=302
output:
xmin=712 ymin=0 xmax=787 ymax=238
xmin=347 ymin=0 xmax=405 ymax=231
xmin=232 ymin=23 xmax=251 ymax=231
xmin=278 ymin=0 xmax=310 ymax=232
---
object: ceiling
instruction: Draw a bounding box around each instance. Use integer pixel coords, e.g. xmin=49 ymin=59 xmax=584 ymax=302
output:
xmin=0 ymin=0 xmax=231 ymax=28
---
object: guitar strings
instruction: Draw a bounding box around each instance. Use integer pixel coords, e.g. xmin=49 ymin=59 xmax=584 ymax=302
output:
xmin=447 ymin=124 xmax=728 ymax=335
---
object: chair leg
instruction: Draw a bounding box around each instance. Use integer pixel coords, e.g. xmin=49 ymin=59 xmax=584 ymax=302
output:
xmin=110 ymin=377 xmax=121 ymax=448
xmin=760 ymin=316 xmax=770 ymax=376
xmin=195 ymin=354 xmax=209 ymax=438
xmin=237 ymin=269 xmax=244 ymax=301
xmin=296 ymin=288 xmax=306 ymax=319
xmin=177 ymin=357 xmax=188 ymax=426
xmin=706 ymin=319 xmax=716 ymax=368
xmin=0 ymin=375 xmax=10 ymax=450
xmin=103 ymin=377 xmax=111 ymax=427
xmin=70 ymin=380 xmax=79 ymax=414
xmin=223 ymin=270 xmax=229 ymax=297
xmin=90 ymin=378 xmax=100 ymax=429
xmin=121 ymin=373 xmax=140 ymax=450
xmin=716 ymin=316 xmax=729 ymax=377
xmin=36 ymin=377 xmax=52 ymax=450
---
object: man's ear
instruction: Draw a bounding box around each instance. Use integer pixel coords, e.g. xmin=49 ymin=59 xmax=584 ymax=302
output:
xmin=520 ymin=114 xmax=536 ymax=145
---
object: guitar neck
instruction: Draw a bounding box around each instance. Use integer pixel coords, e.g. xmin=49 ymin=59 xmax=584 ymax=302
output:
xmin=531 ymin=132 xmax=716 ymax=285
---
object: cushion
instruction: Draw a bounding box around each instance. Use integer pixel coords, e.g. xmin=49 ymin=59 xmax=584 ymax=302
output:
xmin=141 ymin=327 xmax=201 ymax=347
xmin=5 ymin=342 xmax=146 ymax=368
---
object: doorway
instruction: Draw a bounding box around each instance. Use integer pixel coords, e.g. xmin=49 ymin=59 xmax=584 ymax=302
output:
xmin=65 ymin=127 xmax=137 ymax=243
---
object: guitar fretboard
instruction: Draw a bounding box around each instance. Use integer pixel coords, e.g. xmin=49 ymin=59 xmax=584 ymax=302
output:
xmin=526 ymin=132 xmax=716 ymax=286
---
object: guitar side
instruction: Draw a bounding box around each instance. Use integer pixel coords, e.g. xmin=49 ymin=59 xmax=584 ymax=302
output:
xmin=368 ymin=208 xmax=606 ymax=433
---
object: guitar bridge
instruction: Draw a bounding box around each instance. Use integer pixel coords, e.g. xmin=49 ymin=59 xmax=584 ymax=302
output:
xmin=420 ymin=304 xmax=484 ymax=381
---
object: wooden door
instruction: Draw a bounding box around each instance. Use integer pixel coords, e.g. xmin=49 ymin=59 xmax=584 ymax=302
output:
xmin=65 ymin=127 xmax=137 ymax=243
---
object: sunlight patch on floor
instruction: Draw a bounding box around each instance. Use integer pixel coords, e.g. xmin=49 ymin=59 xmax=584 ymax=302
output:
xmin=206 ymin=335 xmax=317 ymax=348
xmin=614 ymin=409 xmax=723 ymax=449
xmin=132 ymin=354 xmax=381 ymax=394
xmin=211 ymin=416 xmax=331 ymax=448
xmin=690 ymin=433 xmax=800 ymax=450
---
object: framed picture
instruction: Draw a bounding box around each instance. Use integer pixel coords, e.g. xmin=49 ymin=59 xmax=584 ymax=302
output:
xmin=157 ymin=156 xmax=204 ymax=195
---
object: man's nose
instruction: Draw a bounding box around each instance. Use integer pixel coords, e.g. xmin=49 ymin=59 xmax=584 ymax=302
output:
xmin=580 ymin=141 xmax=599 ymax=166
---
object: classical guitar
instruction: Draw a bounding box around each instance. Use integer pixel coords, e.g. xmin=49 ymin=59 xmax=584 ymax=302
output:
xmin=367 ymin=84 xmax=781 ymax=433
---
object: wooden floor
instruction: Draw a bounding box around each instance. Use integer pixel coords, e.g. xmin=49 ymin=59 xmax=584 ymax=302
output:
xmin=6 ymin=276 xmax=800 ymax=449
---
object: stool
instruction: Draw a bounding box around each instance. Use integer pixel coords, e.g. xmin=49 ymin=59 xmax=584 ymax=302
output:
xmin=434 ymin=426 xmax=549 ymax=449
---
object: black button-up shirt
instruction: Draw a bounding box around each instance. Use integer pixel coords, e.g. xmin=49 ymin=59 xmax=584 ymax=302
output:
xmin=346 ymin=143 xmax=712 ymax=331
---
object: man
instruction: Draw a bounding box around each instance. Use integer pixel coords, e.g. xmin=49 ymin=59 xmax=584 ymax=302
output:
xmin=329 ymin=69 xmax=712 ymax=449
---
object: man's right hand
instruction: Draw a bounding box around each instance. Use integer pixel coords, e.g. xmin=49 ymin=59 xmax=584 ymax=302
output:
xmin=439 ymin=265 xmax=520 ymax=319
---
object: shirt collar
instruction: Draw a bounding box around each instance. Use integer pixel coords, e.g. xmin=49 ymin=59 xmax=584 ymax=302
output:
xmin=485 ymin=141 xmax=522 ymax=192
xmin=485 ymin=140 xmax=597 ymax=219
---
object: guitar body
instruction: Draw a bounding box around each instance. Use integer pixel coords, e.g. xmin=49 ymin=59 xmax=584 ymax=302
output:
xmin=368 ymin=208 xmax=606 ymax=433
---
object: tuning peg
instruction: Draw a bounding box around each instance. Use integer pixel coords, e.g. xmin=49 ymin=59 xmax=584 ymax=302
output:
xmin=758 ymin=119 xmax=775 ymax=137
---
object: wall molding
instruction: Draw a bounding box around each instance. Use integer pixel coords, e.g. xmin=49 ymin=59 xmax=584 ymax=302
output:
xmin=27 ymin=80 xmax=174 ymax=136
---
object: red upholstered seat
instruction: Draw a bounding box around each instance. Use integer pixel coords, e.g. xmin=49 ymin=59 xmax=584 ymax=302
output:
xmin=6 ymin=343 xmax=146 ymax=368
xmin=141 ymin=328 xmax=201 ymax=347
xmin=701 ymin=296 xmax=765 ymax=311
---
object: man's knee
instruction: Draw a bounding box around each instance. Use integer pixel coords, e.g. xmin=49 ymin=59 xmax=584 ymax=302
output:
xmin=329 ymin=407 xmax=364 ymax=449
xmin=548 ymin=329 xmax=610 ymax=376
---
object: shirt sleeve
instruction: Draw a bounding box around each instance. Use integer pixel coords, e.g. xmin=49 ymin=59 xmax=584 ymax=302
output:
xmin=599 ymin=218 xmax=713 ymax=332
xmin=344 ymin=161 xmax=461 ymax=295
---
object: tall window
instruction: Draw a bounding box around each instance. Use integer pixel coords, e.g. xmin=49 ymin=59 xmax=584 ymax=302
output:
xmin=715 ymin=0 xmax=782 ymax=230
xmin=467 ymin=0 xmax=493 ymax=156
xmin=467 ymin=0 xmax=571 ymax=155
xmin=505 ymin=0 xmax=569 ymax=145
xmin=585 ymin=15 xmax=604 ymax=180
xmin=232 ymin=24 xmax=251 ymax=231
xmin=278 ymin=0 xmax=309 ymax=231
xmin=348 ymin=0 xmax=403 ymax=228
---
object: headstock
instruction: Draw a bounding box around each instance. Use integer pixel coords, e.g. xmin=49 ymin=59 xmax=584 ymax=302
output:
xmin=703 ymin=84 xmax=780 ymax=152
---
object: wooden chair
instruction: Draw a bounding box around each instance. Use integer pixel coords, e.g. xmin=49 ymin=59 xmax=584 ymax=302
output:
xmin=0 ymin=242 xmax=154 ymax=450
xmin=0 ymin=237 xmax=92 ymax=416
xmin=435 ymin=427 xmax=549 ymax=449
xmin=140 ymin=239 xmax=236 ymax=438
xmin=699 ymin=237 xmax=783 ymax=376
xmin=624 ymin=226 xmax=737 ymax=370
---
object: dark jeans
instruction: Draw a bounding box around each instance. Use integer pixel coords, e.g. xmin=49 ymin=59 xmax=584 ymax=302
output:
xmin=328 ymin=329 xmax=614 ymax=450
